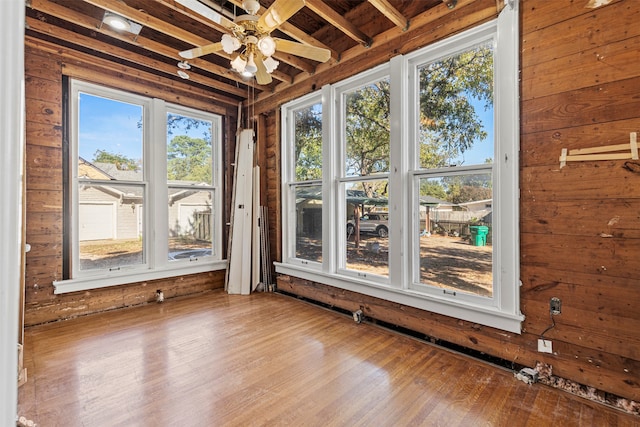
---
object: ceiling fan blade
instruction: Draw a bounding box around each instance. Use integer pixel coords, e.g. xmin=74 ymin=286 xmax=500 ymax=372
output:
xmin=254 ymin=55 xmax=273 ymax=85
xmin=275 ymin=38 xmax=331 ymax=63
xmin=258 ymin=0 xmax=306 ymax=33
xmin=179 ymin=42 xmax=223 ymax=59
xmin=175 ymin=0 xmax=236 ymax=30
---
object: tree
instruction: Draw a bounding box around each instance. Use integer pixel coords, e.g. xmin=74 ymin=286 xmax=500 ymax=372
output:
xmin=345 ymin=80 xmax=391 ymax=179
xmin=443 ymin=174 xmax=492 ymax=204
xmin=167 ymin=114 xmax=211 ymax=141
xmin=294 ymin=105 xmax=323 ymax=181
xmin=419 ymin=43 xmax=493 ymax=168
xmin=93 ymin=149 xmax=139 ymax=171
xmin=167 ymin=135 xmax=212 ymax=183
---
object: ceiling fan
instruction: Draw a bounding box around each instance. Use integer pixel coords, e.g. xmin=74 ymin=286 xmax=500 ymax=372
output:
xmin=176 ymin=0 xmax=331 ymax=85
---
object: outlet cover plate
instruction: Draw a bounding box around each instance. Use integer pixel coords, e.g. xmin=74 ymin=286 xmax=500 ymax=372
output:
xmin=538 ymin=339 xmax=553 ymax=353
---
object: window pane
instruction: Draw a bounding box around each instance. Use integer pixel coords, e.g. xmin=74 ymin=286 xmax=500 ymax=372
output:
xmin=78 ymin=93 xmax=143 ymax=180
xmin=418 ymin=173 xmax=493 ymax=297
xmin=345 ymin=180 xmax=389 ymax=276
xmin=167 ymin=113 xmax=213 ymax=186
xmin=294 ymin=103 xmax=322 ymax=182
xmin=78 ymin=182 xmax=144 ymax=271
xmin=293 ymin=185 xmax=322 ymax=262
xmin=168 ymin=188 xmax=213 ymax=260
xmin=345 ymin=79 xmax=390 ymax=176
xmin=418 ymin=42 xmax=494 ymax=168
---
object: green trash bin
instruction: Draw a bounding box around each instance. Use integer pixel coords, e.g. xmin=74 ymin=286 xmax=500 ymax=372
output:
xmin=469 ymin=225 xmax=489 ymax=246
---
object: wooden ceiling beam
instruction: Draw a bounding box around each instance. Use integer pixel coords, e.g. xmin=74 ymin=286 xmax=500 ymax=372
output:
xmin=26 ymin=16 xmax=244 ymax=104
xmin=368 ymin=0 xmax=409 ymax=31
xmin=27 ymin=0 xmax=250 ymax=96
xmin=304 ymin=0 xmax=373 ymax=47
xmin=81 ymin=0 xmax=213 ymax=47
xmin=25 ymin=36 xmax=239 ymax=109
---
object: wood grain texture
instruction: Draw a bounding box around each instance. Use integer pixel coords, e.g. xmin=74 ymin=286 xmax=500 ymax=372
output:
xmin=18 ymin=291 xmax=639 ymax=426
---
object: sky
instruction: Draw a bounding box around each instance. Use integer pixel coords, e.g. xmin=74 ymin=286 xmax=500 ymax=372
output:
xmin=451 ymin=95 xmax=494 ymax=166
xmin=78 ymin=93 xmax=143 ymax=162
xmin=79 ymin=91 xmax=493 ymax=167
xmin=78 ymin=93 xmax=211 ymax=163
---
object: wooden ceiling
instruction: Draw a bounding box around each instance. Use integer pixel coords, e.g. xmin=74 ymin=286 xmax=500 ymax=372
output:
xmin=26 ymin=0 xmax=490 ymax=109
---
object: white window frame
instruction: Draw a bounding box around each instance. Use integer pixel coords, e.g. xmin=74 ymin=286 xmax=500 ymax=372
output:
xmin=281 ymin=91 xmax=325 ymax=270
xmin=334 ymin=63 xmax=392 ymax=284
xmin=54 ymin=81 xmax=225 ymax=294
xmin=278 ymin=2 xmax=522 ymax=332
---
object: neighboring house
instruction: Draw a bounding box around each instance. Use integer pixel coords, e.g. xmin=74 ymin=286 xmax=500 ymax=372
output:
xmin=78 ymin=158 xmax=211 ymax=242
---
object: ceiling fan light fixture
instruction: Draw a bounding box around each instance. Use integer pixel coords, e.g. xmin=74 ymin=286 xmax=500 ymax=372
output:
xmin=231 ymin=55 xmax=248 ymax=74
xmin=257 ymin=36 xmax=276 ymax=57
xmin=242 ymin=0 xmax=261 ymax=15
xmin=263 ymin=56 xmax=279 ymax=73
xmin=221 ymin=33 xmax=241 ymax=54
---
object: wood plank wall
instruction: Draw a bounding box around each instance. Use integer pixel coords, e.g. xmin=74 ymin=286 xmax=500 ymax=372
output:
xmin=23 ymin=40 xmax=233 ymax=327
xmin=263 ymin=0 xmax=640 ymax=402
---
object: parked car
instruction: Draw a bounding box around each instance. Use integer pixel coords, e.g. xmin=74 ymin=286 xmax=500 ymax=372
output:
xmin=347 ymin=213 xmax=389 ymax=238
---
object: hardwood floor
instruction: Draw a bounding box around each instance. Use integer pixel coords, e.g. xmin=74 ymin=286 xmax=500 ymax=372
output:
xmin=18 ymin=290 xmax=638 ymax=426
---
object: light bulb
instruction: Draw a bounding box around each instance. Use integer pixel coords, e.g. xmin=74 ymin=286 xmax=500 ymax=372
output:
xmin=257 ymin=36 xmax=276 ymax=57
xmin=245 ymin=53 xmax=258 ymax=74
xmin=263 ymin=56 xmax=279 ymax=73
xmin=231 ymin=55 xmax=247 ymax=73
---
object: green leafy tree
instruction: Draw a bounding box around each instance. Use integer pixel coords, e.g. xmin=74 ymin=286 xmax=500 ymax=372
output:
xmin=420 ymin=179 xmax=447 ymax=200
xmin=93 ymin=149 xmax=139 ymax=171
xmin=443 ymin=174 xmax=492 ymax=204
xmin=419 ymin=43 xmax=493 ymax=168
xmin=167 ymin=135 xmax=212 ymax=183
xmin=294 ymin=106 xmax=323 ymax=181
xmin=345 ymin=80 xmax=391 ymax=182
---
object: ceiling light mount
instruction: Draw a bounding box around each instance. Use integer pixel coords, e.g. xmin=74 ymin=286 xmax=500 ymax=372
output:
xmin=442 ymin=0 xmax=458 ymax=9
xmin=102 ymin=12 xmax=143 ymax=35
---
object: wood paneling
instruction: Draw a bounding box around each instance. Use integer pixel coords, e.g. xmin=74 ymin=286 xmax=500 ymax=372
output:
xmin=261 ymin=0 xmax=640 ymax=404
xmin=23 ymin=42 xmax=231 ymax=327
xmin=18 ymin=291 xmax=639 ymax=425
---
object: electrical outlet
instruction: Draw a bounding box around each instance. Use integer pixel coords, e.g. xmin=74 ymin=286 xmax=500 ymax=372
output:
xmin=538 ymin=339 xmax=553 ymax=353
xmin=550 ymin=297 xmax=561 ymax=315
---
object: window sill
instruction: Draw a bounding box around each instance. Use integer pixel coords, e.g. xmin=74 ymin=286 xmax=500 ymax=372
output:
xmin=53 ymin=260 xmax=227 ymax=294
xmin=274 ymin=262 xmax=523 ymax=334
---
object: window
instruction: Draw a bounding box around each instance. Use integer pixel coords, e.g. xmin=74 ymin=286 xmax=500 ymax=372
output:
xmin=55 ymin=81 xmax=225 ymax=294
xmin=166 ymin=108 xmax=217 ymax=262
xmin=409 ymin=32 xmax=496 ymax=301
xmin=282 ymin=94 xmax=324 ymax=266
xmin=340 ymin=75 xmax=391 ymax=280
xmin=278 ymin=4 xmax=521 ymax=333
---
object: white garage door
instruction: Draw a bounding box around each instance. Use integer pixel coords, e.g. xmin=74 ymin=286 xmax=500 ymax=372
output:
xmin=79 ymin=203 xmax=115 ymax=241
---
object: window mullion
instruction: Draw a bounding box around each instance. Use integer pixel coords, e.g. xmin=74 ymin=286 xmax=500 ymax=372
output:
xmin=150 ymin=98 xmax=168 ymax=269
xmin=388 ymin=55 xmax=407 ymax=290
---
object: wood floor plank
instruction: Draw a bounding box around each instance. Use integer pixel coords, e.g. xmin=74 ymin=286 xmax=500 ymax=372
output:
xmin=17 ymin=290 xmax=639 ymax=426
